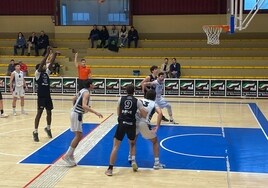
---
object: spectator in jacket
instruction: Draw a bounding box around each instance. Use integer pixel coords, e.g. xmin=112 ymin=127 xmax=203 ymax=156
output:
xmin=160 ymin=58 xmax=170 ymax=78
xmin=119 ymin=25 xmax=128 ymax=48
xmin=128 ymin=26 xmax=139 ymax=48
xmin=169 ymin=58 xmax=181 ymax=78
xmin=99 ymin=25 xmax=109 ymax=48
xmin=14 ymin=32 xmax=26 ymax=56
xmin=6 ymin=59 xmax=15 ymax=76
xmin=37 ymin=30 xmax=50 ymax=56
xmin=27 ymin=32 xmax=39 ymax=56
xmin=88 ymin=25 xmax=100 ymax=48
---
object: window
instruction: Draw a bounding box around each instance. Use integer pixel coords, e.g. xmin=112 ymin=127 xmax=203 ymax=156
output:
xmin=59 ymin=0 xmax=131 ymax=26
xmin=244 ymin=0 xmax=268 ymax=10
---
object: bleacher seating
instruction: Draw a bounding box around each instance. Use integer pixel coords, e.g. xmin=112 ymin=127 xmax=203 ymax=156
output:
xmin=1 ymin=38 xmax=268 ymax=78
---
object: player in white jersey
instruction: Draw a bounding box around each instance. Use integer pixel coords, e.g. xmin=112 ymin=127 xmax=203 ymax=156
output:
xmin=132 ymin=89 xmax=165 ymax=169
xmin=62 ymin=79 xmax=103 ymax=166
xmin=10 ymin=63 xmax=27 ymax=116
xmin=142 ymin=72 xmax=177 ymax=124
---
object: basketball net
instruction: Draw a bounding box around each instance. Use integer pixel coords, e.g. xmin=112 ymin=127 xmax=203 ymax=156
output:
xmin=203 ymin=25 xmax=229 ymax=45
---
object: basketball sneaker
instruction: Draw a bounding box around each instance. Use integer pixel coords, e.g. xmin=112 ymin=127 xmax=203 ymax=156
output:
xmin=131 ymin=161 xmax=138 ymax=172
xmin=62 ymin=155 xmax=76 ymax=167
xmin=105 ymin=168 xmax=113 ymax=176
xmin=33 ymin=132 xmax=39 ymax=142
xmin=44 ymin=127 xmax=52 ymax=138
xmin=13 ymin=111 xmax=17 ymax=116
xmin=161 ymin=115 xmax=169 ymax=122
xmin=169 ymin=119 xmax=178 ymax=124
xmin=0 ymin=113 xmax=8 ymax=118
xmin=153 ymin=163 xmax=165 ymax=170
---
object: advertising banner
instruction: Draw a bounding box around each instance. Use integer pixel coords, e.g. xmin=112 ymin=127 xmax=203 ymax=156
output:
xmin=258 ymin=81 xmax=268 ymax=97
xmin=210 ymin=80 xmax=225 ymax=97
xmin=63 ymin=78 xmax=76 ymax=94
xmin=180 ymin=80 xmax=194 ymax=96
xmin=226 ymin=80 xmax=242 ymax=97
xmin=164 ymin=79 xmax=179 ymax=95
xmin=134 ymin=79 xmax=143 ymax=96
xmin=106 ymin=79 xmax=119 ymax=95
xmin=242 ymin=80 xmax=257 ymax=97
xmin=50 ymin=78 xmax=63 ymax=93
xmin=195 ymin=80 xmax=209 ymax=96
xmin=25 ymin=77 xmax=34 ymax=93
xmin=0 ymin=77 xmax=6 ymax=92
xmin=120 ymin=79 xmax=134 ymax=95
xmin=92 ymin=79 xmax=105 ymax=94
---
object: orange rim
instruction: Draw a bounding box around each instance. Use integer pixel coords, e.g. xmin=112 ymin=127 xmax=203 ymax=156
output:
xmin=203 ymin=25 xmax=230 ymax=32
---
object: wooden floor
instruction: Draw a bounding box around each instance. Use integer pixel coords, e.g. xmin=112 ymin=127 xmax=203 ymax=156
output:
xmin=1 ymin=94 xmax=268 ymax=188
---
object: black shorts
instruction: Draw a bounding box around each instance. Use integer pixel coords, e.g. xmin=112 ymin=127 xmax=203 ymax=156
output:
xmin=114 ymin=122 xmax=136 ymax=141
xmin=77 ymin=79 xmax=88 ymax=91
xmin=0 ymin=91 xmax=2 ymax=100
xmin=37 ymin=96 xmax=53 ymax=110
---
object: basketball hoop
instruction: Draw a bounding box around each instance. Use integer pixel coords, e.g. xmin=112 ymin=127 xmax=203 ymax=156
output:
xmin=203 ymin=25 xmax=229 ymax=45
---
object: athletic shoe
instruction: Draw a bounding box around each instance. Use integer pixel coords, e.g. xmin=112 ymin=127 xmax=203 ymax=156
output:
xmin=170 ymin=119 xmax=178 ymax=124
xmin=131 ymin=161 xmax=138 ymax=172
xmin=105 ymin=168 xmax=113 ymax=176
xmin=161 ymin=115 xmax=169 ymax=122
xmin=33 ymin=132 xmax=39 ymax=142
xmin=0 ymin=113 xmax=8 ymax=118
xmin=44 ymin=127 xmax=52 ymax=138
xmin=62 ymin=155 xmax=76 ymax=167
xmin=13 ymin=111 xmax=17 ymax=116
xmin=128 ymin=154 xmax=132 ymax=164
xmin=153 ymin=163 xmax=165 ymax=170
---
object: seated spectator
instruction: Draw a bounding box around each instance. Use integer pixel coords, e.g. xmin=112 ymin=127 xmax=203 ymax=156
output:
xmin=98 ymin=25 xmax=109 ymax=48
xmin=169 ymin=58 xmax=181 ymax=78
xmin=128 ymin=26 xmax=139 ymax=48
xmin=108 ymin=25 xmax=119 ymax=52
xmin=27 ymin=32 xmax=39 ymax=56
xmin=88 ymin=24 xmax=100 ymax=48
xmin=161 ymin=58 xmax=170 ymax=78
xmin=37 ymin=30 xmax=49 ymax=56
xmin=6 ymin=59 xmax=15 ymax=76
xmin=119 ymin=25 xmax=128 ymax=48
xmin=46 ymin=49 xmax=61 ymax=75
xmin=14 ymin=32 xmax=26 ymax=56
xmin=19 ymin=60 xmax=28 ymax=77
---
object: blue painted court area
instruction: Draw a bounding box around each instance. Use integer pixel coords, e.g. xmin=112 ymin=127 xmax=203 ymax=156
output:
xmin=20 ymin=123 xmax=98 ymax=164
xmin=20 ymin=102 xmax=268 ymax=173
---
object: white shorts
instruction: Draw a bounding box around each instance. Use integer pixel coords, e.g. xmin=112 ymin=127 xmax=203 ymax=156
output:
xmin=155 ymin=97 xmax=169 ymax=109
xmin=12 ymin=86 xmax=25 ymax=97
xmin=70 ymin=111 xmax=83 ymax=132
xmin=136 ymin=120 xmax=156 ymax=140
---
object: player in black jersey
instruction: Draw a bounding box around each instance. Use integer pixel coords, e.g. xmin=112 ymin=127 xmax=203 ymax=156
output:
xmin=141 ymin=65 xmax=169 ymax=122
xmin=105 ymin=85 xmax=146 ymax=176
xmin=33 ymin=46 xmax=59 ymax=142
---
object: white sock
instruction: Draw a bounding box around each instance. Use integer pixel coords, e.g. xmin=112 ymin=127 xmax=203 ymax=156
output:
xmin=47 ymin=125 xmax=51 ymax=130
xmin=34 ymin=129 xmax=38 ymax=133
xmin=131 ymin=155 xmax=136 ymax=161
xmin=66 ymin=146 xmax=75 ymax=156
xmin=154 ymin=157 xmax=159 ymax=164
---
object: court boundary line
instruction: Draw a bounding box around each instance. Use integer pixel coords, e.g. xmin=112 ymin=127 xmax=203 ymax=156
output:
xmin=23 ymin=113 xmax=116 ymax=188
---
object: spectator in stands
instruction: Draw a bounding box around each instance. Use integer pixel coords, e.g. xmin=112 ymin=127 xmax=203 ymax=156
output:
xmin=6 ymin=59 xmax=15 ymax=76
xmin=108 ymin=25 xmax=119 ymax=46
xmin=14 ymin=32 xmax=26 ymax=56
xmin=37 ymin=30 xmax=50 ymax=56
xmin=119 ymin=25 xmax=128 ymax=48
xmin=169 ymin=58 xmax=181 ymax=78
xmin=19 ymin=60 xmax=28 ymax=77
xmin=161 ymin=58 xmax=170 ymax=78
xmin=99 ymin=25 xmax=109 ymax=48
xmin=27 ymin=32 xmax=39 ymax=56
xmin=128 ymin=26 xmax=139 ymax=48
xmin=88 ymin=24 xmax=100 ymax=48
xmin=46 ymin=49 xmax=61 ymax=75
xmin=74 ymin=52 xmax=91 ymax=91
